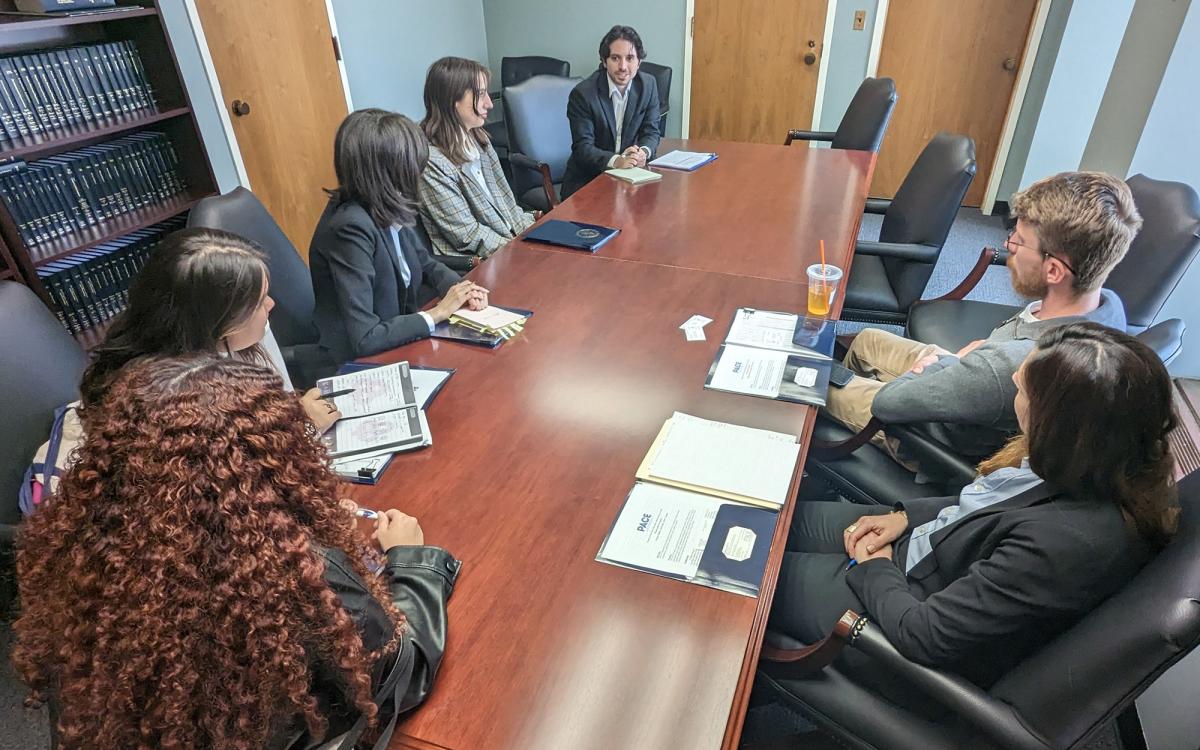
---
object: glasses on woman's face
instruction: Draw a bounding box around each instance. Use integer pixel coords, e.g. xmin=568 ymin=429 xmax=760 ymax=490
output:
xmin=1005 ymin=229 xmax=1077 ymax=276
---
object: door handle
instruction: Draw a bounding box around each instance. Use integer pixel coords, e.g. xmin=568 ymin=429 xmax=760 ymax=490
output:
xmin=804 ymin=52 xmax=817 ymax=65
xmin=231 ymin=99 xmax=251 ymax=117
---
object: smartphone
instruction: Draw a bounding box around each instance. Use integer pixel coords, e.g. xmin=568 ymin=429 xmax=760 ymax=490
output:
xmin=829 ymin=362 xmax=855 ymax=389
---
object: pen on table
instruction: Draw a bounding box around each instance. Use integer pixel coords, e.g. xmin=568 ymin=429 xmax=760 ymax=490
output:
xmin=355 ymin=508 xmax=379 ymax=520
xmin=845 ymin=558 xmax=858 ymax=572
xmin=320 ymin=388 xmax=355 ymax=401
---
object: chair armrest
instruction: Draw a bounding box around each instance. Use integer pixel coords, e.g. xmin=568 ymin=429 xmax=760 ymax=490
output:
xmin=809 ymin=417 xmax=884 ymax=460
xmin=855 ymin=240 xmax=941 ymax=264
xmin=884 ymin=424 xmax=978 ymax=488
xmin=785 ymin=129 xmax=836 ymax=146
xmin=849 ymin=615 xmax=1053 ymax=750
xmin=1136 ymin=318 xmax=1185 ymax=364
xmin=438 ymin=254 xmax=480 ymax=275
xmin=509 ymin=152 xmax=559 ymax=208
xmin=864 ymin=198 xmax=891 ymax=215
xmin=760 ymin=611 xmax=860 ymax=677
xmin=934 ymin=247 xmax=1010 ymax=301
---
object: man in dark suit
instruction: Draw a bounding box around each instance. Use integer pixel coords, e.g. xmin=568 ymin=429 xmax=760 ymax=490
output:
xmin=310 ymin=109 xmax=487 ymax=364
xmin=562 ymin=25 xmax=662 ymax=198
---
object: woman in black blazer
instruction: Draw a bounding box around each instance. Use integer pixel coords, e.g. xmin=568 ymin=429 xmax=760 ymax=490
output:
xmin=310 ymin=109 xmax=489 ymax=364
xmin=771 ymin=323 xmax=1178 ymax=701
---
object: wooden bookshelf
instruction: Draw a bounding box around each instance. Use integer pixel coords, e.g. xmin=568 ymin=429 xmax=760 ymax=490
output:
xmin=0 ymin=0 xmax=217 ymax=349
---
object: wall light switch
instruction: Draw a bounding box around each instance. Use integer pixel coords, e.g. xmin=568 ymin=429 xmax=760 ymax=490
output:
xmin=853 ymin=10 xmax=866 ymax=30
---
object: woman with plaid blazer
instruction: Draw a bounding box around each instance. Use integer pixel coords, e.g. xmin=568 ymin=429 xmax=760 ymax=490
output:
xmin=419 ymin=57 xmax=536 ymax=260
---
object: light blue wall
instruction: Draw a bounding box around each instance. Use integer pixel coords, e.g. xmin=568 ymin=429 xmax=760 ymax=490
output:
xmin=331 ymin=0 xmax=489 ymax=120
xmin=818 ymin=0 xmax=879 ymax=132
xmin=1017 ymin=0 xmax=1133 ymax=188
xmin=480 ymin=0 xmax=686 ymax=138
xmin=158 ymin=0 xmax=241 ymax=192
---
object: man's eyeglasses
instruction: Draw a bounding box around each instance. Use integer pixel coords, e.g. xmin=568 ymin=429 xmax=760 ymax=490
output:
xmin=1005 ymin=229 xmax=1076 ymax=276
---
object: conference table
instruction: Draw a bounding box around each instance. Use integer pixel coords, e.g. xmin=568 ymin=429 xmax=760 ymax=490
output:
xmin=352 ymin=139 xmax=875 ymax=750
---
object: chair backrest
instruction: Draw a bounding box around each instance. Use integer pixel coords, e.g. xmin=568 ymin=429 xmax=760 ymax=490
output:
xmin=989 ymin=468 xmax=1200 ymax=749
xmin=880 ymin=132 xmax=977 ymax=309
xmin=0 ymin=281 xmax=88 ymax=531
xmin=831 ymin=77 xmax=897 ymax=152
xmin=504 ymin=74 xmax=579 ymax=186
xmin=639 ymin=61 xmax=672 ymax=135
xmin=187 ymin=188 xmax=318 ymax=348
xmin=501 ymin=55 xmax=569 ymax=88
xmin=1104 ymin=174 xmax=1200 ymax=330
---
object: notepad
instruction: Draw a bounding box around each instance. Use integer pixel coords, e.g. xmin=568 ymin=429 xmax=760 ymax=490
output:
xmin=649 ymin=150 xmax=718 ymax=171
xmin=318 ymin=361 xmax=417 ymax=419
xmin=635 ymin=412 xmax=800 ymax=509
xmin=606 ymin=166 xmax=663 ymax=184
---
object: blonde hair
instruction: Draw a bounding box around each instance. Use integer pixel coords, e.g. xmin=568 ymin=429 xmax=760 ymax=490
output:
xmin=1010 ymin=171 xmax=1142 ymax=293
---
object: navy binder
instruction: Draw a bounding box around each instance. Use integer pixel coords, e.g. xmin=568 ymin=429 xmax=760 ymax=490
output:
xmin=521 ymin=220 xmax=619 ymax=252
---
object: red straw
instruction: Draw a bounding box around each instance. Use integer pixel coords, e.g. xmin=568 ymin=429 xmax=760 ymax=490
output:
xmin=819 ymin=239 xmax=827 ymax=270
xmin=819 ymin=240 xmax=828 ymax=303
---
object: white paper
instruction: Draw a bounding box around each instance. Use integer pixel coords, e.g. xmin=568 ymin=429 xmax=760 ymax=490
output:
xmin=319 ymin=362 xmax=415 ymax=419
xmin=684 ymin=326 xmax=706 ymax=342
xmin=679 ymin=314 xmax=713 ymax=330
xmin=410 ymin=369 xmax=452 ymax=410
xmin=452 ymin=305 xmax=525 ymax=330
xmin=598 ymin=483 xmax=721 ymax=578
xmin=792 ymin=366 xmax=818 ymax=388
xmin=725 ymin=308 xmax=813 ymax=354
xmin=649 ymin=412 xmax=800 ymax=507
xmin=649 ymin=150 xmax=715 ymax=170
xmin=721 ymin=527 xmax=757 ymax=562
xmin=708 ymin=344 xmax=786 ymax=398
xmin=324 ymin=407 xmax=425 ymax=458
xmin=331 ymin=412 xmax=432 ymax=473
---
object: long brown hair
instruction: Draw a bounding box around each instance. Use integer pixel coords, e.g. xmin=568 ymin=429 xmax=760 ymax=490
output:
xmin=978 ymin=322 xmax=1178 ymax=546
xmin=14 ymin=356 xmax=401 ymax=749
xmin=327 ymin=108 xmax=428 ymax=228
xmin=421 ymin=56 xmax=491 ymax=165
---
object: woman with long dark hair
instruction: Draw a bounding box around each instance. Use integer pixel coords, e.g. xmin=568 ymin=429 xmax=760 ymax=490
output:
xmin=418 ymin=56 xmax=535 ymax=259
xmin=14 ymin=355 xmax=457 ymax=749
xmin=310 ymin=109 xmax=489 ymax=364
xmin=771 ymin=323 xmax=1178 ymax=699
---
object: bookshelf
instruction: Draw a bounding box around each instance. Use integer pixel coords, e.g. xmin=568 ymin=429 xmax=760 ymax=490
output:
xmin=0 ymin=0 xmax=217 ymax=349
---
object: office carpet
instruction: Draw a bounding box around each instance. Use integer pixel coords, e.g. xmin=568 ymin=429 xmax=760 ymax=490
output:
xmin=0 ymin=210 xmax=1115 ymax=750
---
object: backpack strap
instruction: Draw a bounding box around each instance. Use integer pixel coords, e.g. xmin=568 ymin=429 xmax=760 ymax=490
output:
xmin=321 ymin=637 xmax=417 ymax=750
xmin=20 ymin=404 xmax=73 ymax=516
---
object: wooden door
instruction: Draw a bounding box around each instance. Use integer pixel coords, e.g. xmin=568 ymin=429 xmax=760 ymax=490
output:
xmin=690 ymin=0 xmax=828 ymax=144
xmin=873 ymin=0 xmax=1037 ymax=206
xmin=194 ymin=0 xmax=349 ymax=259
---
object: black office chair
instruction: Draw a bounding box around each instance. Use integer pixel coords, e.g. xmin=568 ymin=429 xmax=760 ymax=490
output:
xmin=760 ymin=466 xmax=1200 ymax=750
xmin=188 ymin=188 xmax=335 ymax=389
xmin=640 ymin=61 xmax=672 ymax=137
xmin=840 ymin=132 xmax=977 ymax=326
xmin=504 ymin=75 xmax=579 ymax=213
xmin=786 ymin=77 xmax=897 ymax=152
xmin=0 ymin=281 xmax=88 ymax=547
xmin=485 ymin=56 xmax=571 ymax=182
xmin=907 ymin=174 xmax=1200 ymax=351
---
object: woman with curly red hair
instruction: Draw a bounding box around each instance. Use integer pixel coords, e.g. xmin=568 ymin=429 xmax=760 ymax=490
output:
xmin=13 ymin=355 xmax=459 ymax=750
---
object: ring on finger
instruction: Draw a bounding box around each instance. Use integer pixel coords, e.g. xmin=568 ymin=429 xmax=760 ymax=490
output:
xmin=845 ymin=524 xmax=858 ymax=534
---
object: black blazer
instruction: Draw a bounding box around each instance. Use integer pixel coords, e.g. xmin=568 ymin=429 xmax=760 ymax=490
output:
xmin=562 ymin=68 xmax=661 ymax=198
xmin=310 ymin=199 xmax=461 ymax=364
xmin=845 ymin=482 xmax=1151 ymax=686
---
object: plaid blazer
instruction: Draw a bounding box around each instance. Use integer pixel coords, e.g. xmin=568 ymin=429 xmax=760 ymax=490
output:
xmin=419 ymin=142 xmax=535 ymax=259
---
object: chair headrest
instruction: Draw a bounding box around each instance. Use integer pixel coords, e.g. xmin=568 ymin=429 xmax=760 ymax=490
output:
xmin=503 ymin=75 xmax=579 ymax=180
xmin=501 ymin=56 xmax=570 ymax=88
xmin=833 ymin=77 xmax=898 ymax=152
xmin=188 ymin=188 xmax=318 ymax=347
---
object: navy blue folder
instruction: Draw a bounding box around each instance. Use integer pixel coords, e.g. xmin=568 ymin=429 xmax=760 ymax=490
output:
xmin=521 ymin=220 xmax=620 ymax=252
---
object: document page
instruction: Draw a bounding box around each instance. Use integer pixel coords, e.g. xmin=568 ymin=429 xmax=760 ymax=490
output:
xmin=452 ymin=305 xmax=526 ymax=331
xmin=597 ymin=483 xmax=722 ymax=579
xmin=410 ymin=369 xmax=452 ymax=410
xmin=649 ymin=150 xmax=716 ymax=170
xmin=649 ymin=412 xmax=799 ymax=507
xmin=707 ymin=344 xmax=787 ymax=398
xmin=323 ymin=407 xmax=425 ymax=458
xmin=725 ymin=309 xmax=811 ymax=354
xmin=318 ymin=362 xmax=416 ymax=419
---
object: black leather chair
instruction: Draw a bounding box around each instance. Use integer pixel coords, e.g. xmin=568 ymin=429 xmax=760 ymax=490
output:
xmin=486 ymin=56 xmax=571 ymax=182
xmin=907 ymin=174 xmax=1200 ymax=352
xmin=840 ymin=133 xmax=977 ymax=326
xmin=639 ymin=61 xmax=672 ymax=138
xmin=504 ymin=75 xmax=579 ymax=213
xmin=188 ymin=188 xmax=335 ymax=389
xmin=760 ymin=467 xmax=1200 ymax=750
xmin=0 ymin=281 xmax=88 ymax=545
xmin=786 ymin=77 xmax=897 ymax=152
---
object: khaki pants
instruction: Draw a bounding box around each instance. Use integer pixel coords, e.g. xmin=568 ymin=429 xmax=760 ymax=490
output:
xmin=825 ymin=328 xmax=950 ymax=462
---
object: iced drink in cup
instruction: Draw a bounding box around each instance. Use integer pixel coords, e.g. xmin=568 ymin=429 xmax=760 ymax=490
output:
xmin=806 ymin=263 xmax=844 ymax=316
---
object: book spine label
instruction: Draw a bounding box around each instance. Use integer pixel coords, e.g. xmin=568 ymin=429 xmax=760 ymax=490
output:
xmin=0 ymin=59 xmax=39 ymax=136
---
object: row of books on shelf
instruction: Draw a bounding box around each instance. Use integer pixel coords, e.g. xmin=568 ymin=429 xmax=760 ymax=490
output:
xmin=0 ymin=41 xmax=157 ymax=144
xmin=0 ymin=131 xmax=187 ymax=247
xmin=36 ymin=215 xmax=185 ymax=334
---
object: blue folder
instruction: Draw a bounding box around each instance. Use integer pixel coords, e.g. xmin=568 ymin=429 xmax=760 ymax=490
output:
xmin=521 ymin=219 xmax=620 ymax=252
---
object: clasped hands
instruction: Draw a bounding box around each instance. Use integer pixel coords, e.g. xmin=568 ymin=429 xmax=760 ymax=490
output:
xmin=614 ymin=146 xmax=648 ymax=169
xmin=430 ymin=279 xmax=489 ymax=322
xmin=843 ymin=511 xmax=909 ymax=563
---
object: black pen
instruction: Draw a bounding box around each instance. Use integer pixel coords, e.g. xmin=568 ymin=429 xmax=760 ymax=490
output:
xmin=320 ymin=388 xmax=356 ymax=400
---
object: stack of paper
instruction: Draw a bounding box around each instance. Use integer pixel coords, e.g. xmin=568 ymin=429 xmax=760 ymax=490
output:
xmin=450 ymin=305 xmax=528 ymax=340
xmin=648 ymin=150 xmax=718 ymax=171
xmin=704 ymin=309 xmax=836 ymax=407
xmin=605 ymin=166 xmax=663 ymax=184
xmin=319 ymin=362 xmax=438 ymax=481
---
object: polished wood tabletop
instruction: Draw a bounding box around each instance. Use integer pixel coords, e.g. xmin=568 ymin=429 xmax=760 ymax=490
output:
xmin=351 ymin=141 xmax=873 ymax=750
xmin=512 ymin=138 xmax=875 ymax=285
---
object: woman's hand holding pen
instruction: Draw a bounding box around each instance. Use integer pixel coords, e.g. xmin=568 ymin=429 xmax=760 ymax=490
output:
xmin=300 ymin=388 xmax=341 ymax=433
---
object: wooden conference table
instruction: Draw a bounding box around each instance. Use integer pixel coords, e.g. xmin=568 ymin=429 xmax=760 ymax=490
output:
xmin=352 ymin=139 xmax=875 ymax=750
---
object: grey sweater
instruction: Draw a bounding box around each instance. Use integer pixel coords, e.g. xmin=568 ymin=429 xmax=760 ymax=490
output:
xmin=871 ymin=289 xmax=1126 ymax=459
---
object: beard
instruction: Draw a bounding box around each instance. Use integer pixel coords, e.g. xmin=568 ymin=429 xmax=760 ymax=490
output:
xmin=1008 ymin=256 xmax=1048 ymax=298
